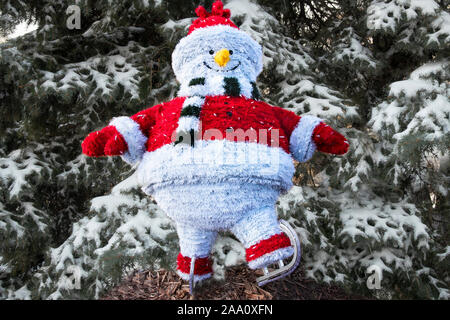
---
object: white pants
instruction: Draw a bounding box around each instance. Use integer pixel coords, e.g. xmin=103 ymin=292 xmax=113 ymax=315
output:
xmin=152 ymin=182 xmax=285 ymax=259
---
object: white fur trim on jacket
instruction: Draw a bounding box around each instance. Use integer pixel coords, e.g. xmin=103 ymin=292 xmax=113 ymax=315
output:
xmin=290 ymin=115 xmax=322 ymax=163
xmin=110 ymin=116 xmax=147 ymax=165
xmin=136 ymin=140 xmax=295 ymax=196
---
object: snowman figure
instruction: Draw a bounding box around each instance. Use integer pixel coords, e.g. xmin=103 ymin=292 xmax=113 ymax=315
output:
xmin=82 ymin=1 xmax=349 ymax=289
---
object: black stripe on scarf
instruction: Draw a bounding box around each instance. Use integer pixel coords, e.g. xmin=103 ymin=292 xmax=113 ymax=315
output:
xmin=251 ymin=82 xmax=261 ymax=100
xmin=180 ymin=105 xmax=201 ymax=117
xmin=224 ymin=77 xmax=241 ymax=96
xmin=189 ymin=77 xmax=205 ymax=86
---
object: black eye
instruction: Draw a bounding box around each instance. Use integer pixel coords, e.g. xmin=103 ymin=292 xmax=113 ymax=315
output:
xmin=229 ymin=50 xmax=233 ymax=55
xmin=209 ymin=50 xmax=214 ymax=55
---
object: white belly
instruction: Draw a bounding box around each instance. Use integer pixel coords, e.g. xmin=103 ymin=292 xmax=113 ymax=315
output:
xmin=152 ymin=182 xmax=281 ymax=230
xmin=136 ymin=139 xmax=295 ymax=196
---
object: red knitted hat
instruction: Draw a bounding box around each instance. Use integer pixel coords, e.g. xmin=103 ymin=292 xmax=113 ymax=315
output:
xmin=188 ymin=0 xmax=238 ymax=35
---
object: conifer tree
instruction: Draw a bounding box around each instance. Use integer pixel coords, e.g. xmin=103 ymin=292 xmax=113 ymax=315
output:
xmin=0 ymin=0 xmax=448 ymax=299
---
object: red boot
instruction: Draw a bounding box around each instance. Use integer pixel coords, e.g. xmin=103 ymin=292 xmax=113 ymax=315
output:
xmin=176 ymin=253 xmax=213 ymax=282
xmin=245 ymin=233 xmax=293 ymax=270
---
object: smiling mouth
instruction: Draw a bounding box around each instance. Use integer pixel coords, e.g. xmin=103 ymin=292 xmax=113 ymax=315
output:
xmin=203 ymin=61 xmax=241 ymax=72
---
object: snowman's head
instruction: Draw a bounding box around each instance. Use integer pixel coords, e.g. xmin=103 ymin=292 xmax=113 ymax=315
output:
xmin=172 ymin=1 xmax=263 ymax=91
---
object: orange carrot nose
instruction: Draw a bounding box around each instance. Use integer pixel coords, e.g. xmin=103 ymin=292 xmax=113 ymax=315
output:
xmin=214 ymin=49 xmax=230 ymax=67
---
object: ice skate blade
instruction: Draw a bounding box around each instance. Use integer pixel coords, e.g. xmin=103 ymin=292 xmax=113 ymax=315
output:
xmin=189 ymin=256 xmax=196 ymax=295
xmin=256 ymin=219 xmax=301 ymax=286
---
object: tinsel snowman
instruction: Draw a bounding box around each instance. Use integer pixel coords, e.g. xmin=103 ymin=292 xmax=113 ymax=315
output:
xmin=82 ymin=1 xmax=349 ymax=286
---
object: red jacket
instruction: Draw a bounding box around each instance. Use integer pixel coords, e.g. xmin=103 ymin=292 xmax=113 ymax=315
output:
xmin=82 ymin=95 xmax=348 ymax=157
xmin=81 ymin=95 xmax=348 ymax=193
xmin=130 ymin=96 xmax=301 ymax=153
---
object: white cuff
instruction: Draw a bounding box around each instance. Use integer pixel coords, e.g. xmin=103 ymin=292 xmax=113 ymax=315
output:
xmin=177 ymin=270 xmax=212 ymax=283
xmin=290 ymin=115 xmax=322 ymax=162
xmin=248 ymin=246 xmax=294 ymax=270
xmin=110 ymin=116 xmax=147 ymax=164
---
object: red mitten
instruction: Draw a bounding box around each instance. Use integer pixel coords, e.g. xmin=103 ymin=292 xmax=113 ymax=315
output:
xmin=312 ymin=122 xmax=349 ymax=155
xmin=82 ymin=126 xmax=128 ymax=157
